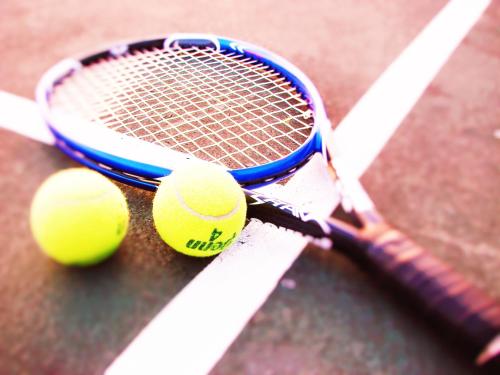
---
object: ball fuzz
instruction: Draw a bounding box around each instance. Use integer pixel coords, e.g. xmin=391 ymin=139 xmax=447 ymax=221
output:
xmin=30 ymin=168 xmax=129 ymax=266
xmin=153 ymin=161 xmax=247 ymax=257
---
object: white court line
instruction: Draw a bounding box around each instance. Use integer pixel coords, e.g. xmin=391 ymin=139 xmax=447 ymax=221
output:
xmin=0 ymin=91 xmax=54 ymax=145
xmin=0 ymin=1 xmax=490 ymax=373
xmin=331 ymin=0 xmax=491 ymax=175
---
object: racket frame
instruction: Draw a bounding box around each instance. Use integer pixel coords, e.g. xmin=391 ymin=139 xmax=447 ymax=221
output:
xmin=36 ymin=34 xmax=331 ymax=188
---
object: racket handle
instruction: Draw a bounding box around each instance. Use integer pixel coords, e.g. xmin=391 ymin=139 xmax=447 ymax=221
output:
xmin=360 ymin=226 xmax=500 ymax=364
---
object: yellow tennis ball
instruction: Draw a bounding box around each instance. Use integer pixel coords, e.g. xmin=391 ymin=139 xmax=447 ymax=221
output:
xmin=152 ymin=161 xmax=247 ymax=257
xmin=30 ymin=168 xmax=129 ymax=266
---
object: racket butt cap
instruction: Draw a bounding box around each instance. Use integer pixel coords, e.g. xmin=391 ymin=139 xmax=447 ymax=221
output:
xmin=476 ymin=334 xmax=500 ymax=366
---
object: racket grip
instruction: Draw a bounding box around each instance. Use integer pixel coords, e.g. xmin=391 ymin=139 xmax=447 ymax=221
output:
xmin=359 ymin=226 xmax=500 ymax=364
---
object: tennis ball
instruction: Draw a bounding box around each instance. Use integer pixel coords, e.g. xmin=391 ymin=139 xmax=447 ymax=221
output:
xmin=30 ymin=168 xmax=129 ymax=266
xmin=152 ymin=161 xmax=247 ymax=257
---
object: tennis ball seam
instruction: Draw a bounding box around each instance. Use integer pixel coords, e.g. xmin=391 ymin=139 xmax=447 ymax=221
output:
xmin=33 ymin=190 xmax=122 ymax=207
xmin=173 ymin=182 xmax=243 ymax=221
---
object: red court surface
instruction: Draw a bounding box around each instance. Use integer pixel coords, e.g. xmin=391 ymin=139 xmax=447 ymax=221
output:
xmin=1 ymin=1 xmax=499 ymax=374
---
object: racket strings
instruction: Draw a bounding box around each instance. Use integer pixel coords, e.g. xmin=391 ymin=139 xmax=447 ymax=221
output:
xmin=50 ymin=46 xmax=314 ymax=169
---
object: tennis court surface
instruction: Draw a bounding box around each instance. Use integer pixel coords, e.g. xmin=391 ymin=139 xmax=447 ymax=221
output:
xmin=1 ymin=1 xmax=499 ymax=374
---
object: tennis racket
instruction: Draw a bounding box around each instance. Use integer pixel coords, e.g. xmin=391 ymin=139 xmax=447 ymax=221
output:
xmin=35 ymin=33 xmax=499 ymax=364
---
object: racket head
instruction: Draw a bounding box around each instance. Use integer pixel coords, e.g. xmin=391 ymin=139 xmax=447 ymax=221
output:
xmin=36 ymin=34 xmax=330 ymax=188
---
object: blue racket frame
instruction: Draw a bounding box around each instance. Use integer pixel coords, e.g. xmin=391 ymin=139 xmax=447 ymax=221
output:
xmin=36 ymin=34 xmax=331 ymax=189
